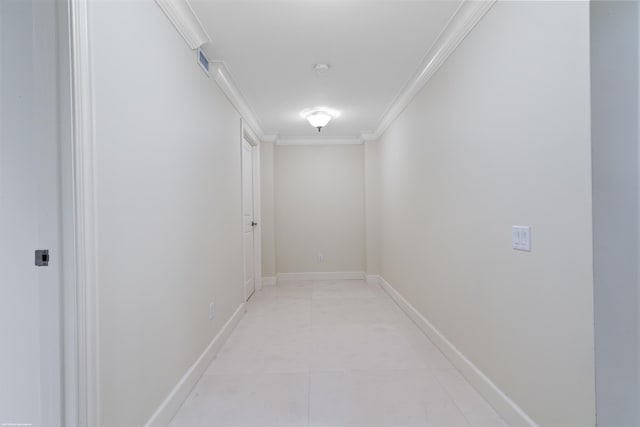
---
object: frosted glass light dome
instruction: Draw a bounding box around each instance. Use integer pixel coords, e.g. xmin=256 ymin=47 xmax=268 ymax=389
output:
xmin=306 ymin=111 xmax=332 ymax=131
xmin=301 ymin=108 xmax=339 ymax=132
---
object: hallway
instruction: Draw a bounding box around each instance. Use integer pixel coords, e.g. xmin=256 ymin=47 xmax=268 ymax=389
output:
xmin=169 ymin=280 xmax=506 ymax=426
xmin=6 ymin=0 xmax=639 ymax=425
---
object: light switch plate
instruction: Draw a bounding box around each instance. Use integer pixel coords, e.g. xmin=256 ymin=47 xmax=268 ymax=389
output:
xmin=512 ymin=226 xmax=531 ymax=251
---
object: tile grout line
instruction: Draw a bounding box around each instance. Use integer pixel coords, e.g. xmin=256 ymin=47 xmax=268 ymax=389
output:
xmin=307 ymin=281 xmax=313 ymax=427
xmin=433 ymin=371 xmax=475 ymax=427
xmin=172 ymin=280 xmax=502 ymax=426
xmin=306 ymin=371 xmax=312 ymax=427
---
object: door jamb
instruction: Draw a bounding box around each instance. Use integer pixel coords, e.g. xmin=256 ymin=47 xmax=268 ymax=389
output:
xmin=66 ymin=0 xmax=100 ymax=425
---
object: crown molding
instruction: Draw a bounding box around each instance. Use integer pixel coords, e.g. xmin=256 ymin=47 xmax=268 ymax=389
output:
xmin=155 ymin=0 xmax=210 ymax=49
xmin=159 ymin=0 xmax=494 ymax=145
xmin=241 ymin=123 xmax=260 ymax=147
xmin=154 ymin=1 xmax=276 ymax=144
xmin=211 ymin=62 xmax=277 ymax=144
xmin=261 ymin=134 xmax=278 ymax=144
xmin=361 ymin=0 xmax=496 ymax=142
xmin=276 ymin=137 xmax=363 ymax=146
xmin=360 ymin=133 xmax=378 ymax=142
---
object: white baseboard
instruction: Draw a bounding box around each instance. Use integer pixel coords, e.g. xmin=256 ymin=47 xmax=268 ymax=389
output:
xmin=144 ymin=303 xmax=246 ymax=427
xmin=378 ymin=276 xmax=537 ymax=427
xmin=277 ymin=271 xmax=365 ymax=281
xmin=262 ymin=276 xmax=277 ymax=286
xmin=366 ymin=274 xmax=380 ymax=286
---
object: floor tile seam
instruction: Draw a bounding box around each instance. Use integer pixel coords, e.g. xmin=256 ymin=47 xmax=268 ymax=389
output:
xmin=430 ymin=376 xmax=506 ymax=421
xmin=233 ymin=326 xmax=313 ymax=333
xmin=308 ymin=367 xmax=433 ymax=375
xmin=231 ymin=324 xmax=313 ymax=332
xmin=241 ymin=313 xmax=313 ymax=319
xmin=309 ymin=308 xmax=402 ymax=314
xmin=245 ymin=300 xmax=313 ymax=306
xmin=429 ymin=367 xmax=476 ymax=427
xmin=242 ymin=311 xmax=312 ymax=316
xmin=309 ymin=320 xmax=416 ymax=327
xmin=306 ymin=371 xmax=312 ymax=427
xmin=199 ymin=371 xmax=311 ymax=379
xmin=245 ymin=302 xmax=312 ymax=307
xmin=204 ymin=370 xmax=313 ymax=376
xmin=310 ymin=296 xmax=384 ymax=301
xmin=252 ymin=291 xmax=312 ymax=304
xmin=369 ymin=289 xmax=481 ymax=423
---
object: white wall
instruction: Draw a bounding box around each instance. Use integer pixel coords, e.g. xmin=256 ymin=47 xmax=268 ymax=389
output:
xmin=1 ymin=1 xmax=42 ymax=423
xmin=33 ymin=2 xmax=65 ymax=423
xmin=89 ymin=1 xmax=244 ymax=425
xmin=0 ymin=1 xmax=64 ymax=424
xmin=369 ymin=2 xmax=594 ymax=425
xmin=591 ymin=2 xmax=639 ymax=426
xmin=275 ymin=144 xmax=365 ymax=274
xmin=260 ymin=141 xmax=276 ymax=278
xmin=364 ymin=140 xmax=380 ymax=276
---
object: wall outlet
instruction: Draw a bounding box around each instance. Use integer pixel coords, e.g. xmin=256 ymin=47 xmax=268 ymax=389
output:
xmin=317 ymin=253 xmax=324 ymax=263
xmin=209 ymin=302 xmax=214 ymax=320
xmin=512 ymin=226 xmax=531 ymax=251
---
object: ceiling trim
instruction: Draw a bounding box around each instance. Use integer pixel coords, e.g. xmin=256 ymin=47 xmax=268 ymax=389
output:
xmin=242 ymin=123 xmax=260 ymax=147
xmin=276 ymin=137 xmax=363 ymax=146
xmin=155 ymin=0 xmax=210 ymax=49
xmin=212 ymin=62 xmax=278 ymax=144
xmin=361 ymin=0 xmax=496 ymax=142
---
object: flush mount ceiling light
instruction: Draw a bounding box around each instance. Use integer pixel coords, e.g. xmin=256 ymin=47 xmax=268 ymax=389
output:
xmin=305 ymin=111 xmax=332 ymax=132
xmin=300 ymin=107 xmax=339 ymax=132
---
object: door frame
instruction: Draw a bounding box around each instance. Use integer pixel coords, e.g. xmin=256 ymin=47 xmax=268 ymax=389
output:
xmin=66 ymin=0 xmax=100 ymax=426
xmin=241 ymin=122 xmax=263 ymax=301
xmin=12 ymin=0 xmax=96 ymax=425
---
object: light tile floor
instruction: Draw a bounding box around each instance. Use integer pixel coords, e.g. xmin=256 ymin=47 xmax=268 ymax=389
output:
xmin=169 ymin=280 xmax=508 ymax=427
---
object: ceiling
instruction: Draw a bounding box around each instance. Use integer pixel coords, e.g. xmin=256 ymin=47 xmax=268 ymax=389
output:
xmin=189 ymin=0 xmax=462 ymax=142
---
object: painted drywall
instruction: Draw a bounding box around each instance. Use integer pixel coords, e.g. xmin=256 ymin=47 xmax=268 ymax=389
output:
xmin=369 ymin=2 xmax=594 ymax=425
xmin=275 ymin=144 xmax=365 ymax=274
xmin=0 ymin=1 xmax=64 ymax=424
xmin=1 ymin=1 xmax=43 ymax=423
xmin=364 ymin=140 xmax=380 ymax=275
xmin=89 ymin=1 xmax=244 ymax=425
xmin=260 ymin=141 xmax=276 ymax=278
xmin=591 ymin=2 xmax=640 ymax=426
xmin=32 ymin=1 xmax=65 ymax=423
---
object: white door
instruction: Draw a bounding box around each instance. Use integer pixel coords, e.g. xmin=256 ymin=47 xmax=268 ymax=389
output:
xmin=242 ymin=139 xmax=256 ymax=300
xmin=0 ymin=0 xmax=63 ymax=425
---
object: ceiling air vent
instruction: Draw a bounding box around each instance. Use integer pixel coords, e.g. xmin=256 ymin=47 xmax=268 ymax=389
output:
xmin=197 ymin=47 xmax=210 ymax=77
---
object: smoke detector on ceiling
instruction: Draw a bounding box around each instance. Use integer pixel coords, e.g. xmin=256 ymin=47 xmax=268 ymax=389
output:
xmin=313 ymin=63 xmax=331 ymax=76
